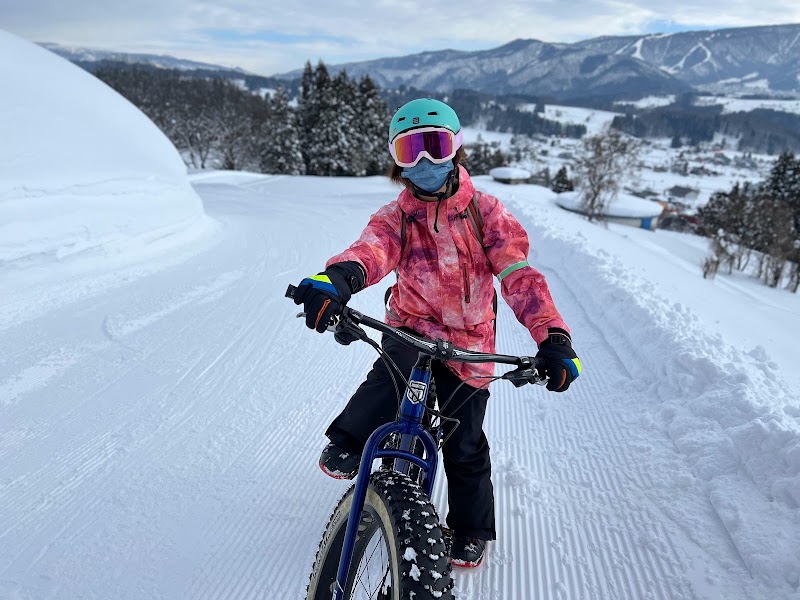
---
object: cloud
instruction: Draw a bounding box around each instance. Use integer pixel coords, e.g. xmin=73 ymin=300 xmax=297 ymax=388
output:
xmin=3 ymin=0 xmax=800 ymax=76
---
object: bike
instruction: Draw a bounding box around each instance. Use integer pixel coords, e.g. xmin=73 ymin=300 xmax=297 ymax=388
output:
xmin=285 ymin=285 xmax=546 ymax=600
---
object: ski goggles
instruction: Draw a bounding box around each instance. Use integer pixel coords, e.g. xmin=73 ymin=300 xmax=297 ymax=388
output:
xmin=389 ymin=127 xmax=463 ymax=168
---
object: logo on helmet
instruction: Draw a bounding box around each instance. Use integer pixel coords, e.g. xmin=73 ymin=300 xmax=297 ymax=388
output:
xmin=412 ymin=117 xmax=420 ymax=124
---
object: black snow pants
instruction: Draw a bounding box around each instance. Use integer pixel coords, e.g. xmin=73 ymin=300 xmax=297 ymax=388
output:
xmin=325 ymin=330 xmax=495 ymax=541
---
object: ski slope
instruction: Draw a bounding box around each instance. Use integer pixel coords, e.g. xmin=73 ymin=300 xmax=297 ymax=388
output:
xmin=2 ymin=172 xmax=798 ymax=600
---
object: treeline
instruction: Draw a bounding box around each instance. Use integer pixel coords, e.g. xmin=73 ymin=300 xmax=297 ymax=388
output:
xmin=612 ymin=103 xmax=800 ymax=154
xmin=78 ymin=58 xmax=297 ymax=96
xmin=697 ymin=151 xmax=800 ymax=291
xmin=381 ymin=87 xmax=586 ymax=139
xmin=92 ymin=61 xmax=392 ymax=175
xmin=484 ymin=105 xmax=586 ymax=138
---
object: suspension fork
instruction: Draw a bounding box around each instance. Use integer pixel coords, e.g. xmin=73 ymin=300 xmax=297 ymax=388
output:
xmin=333 ymin=353 xmax=439 ymax=600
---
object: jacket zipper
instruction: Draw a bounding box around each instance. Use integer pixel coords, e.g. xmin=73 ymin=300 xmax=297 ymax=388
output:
xmin=460 ymin=214 xmax=476 ymax=304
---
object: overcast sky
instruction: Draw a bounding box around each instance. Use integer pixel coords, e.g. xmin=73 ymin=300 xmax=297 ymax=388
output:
xmin=3 ymin=0 xmax=800 ymax=76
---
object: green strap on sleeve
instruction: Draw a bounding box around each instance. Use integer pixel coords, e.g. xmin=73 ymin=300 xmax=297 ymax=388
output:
xmin=498 ymin=260 xmax=529 ymax=281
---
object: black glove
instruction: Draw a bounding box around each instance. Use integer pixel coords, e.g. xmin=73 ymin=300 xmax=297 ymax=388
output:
xmin=293 ymin=262 xmax=365 ymax=333
xmin=535 ymin=328 xmax=582 ymax=392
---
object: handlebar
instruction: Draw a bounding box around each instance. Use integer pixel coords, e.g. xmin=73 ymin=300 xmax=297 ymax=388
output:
xmin=285 ymin=284 xmax=546 ymax=387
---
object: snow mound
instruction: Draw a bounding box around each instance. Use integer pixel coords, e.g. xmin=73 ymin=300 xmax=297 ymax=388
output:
xmin=489 ymin=167 xmax=531 ymax=180
xmin=555 ymin=190 xmax=663 ymax=218
xmin=0 ymin=29 xmax=209 ymax=267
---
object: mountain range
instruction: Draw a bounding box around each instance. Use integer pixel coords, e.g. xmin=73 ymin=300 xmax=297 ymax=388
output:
xmin=42 ymin=24 xmax=800 ymax=102
xmin=39 ymin=42 xmax=250 ymax=75
xmin=277 ymin=23 xmax=800 ymax=101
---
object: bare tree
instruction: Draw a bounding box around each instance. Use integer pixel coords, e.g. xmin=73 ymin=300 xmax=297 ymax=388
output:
xmin=574 ymin=131 xmax=641 ymax=223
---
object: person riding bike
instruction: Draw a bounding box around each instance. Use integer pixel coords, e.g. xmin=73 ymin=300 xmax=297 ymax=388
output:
xmin=292 ymin=98 xmax=582 ymax=568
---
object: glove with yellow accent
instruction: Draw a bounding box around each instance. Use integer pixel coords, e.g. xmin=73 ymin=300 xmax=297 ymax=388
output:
xmin=535 ymin=328 xmax=582 ymax=392
xmin=293 ymin=262 xmax=364 ymax=333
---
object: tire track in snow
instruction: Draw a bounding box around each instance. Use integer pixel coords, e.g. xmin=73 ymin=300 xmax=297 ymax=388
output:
xmin=0 ymin=212 xmax=275 ymax=587
xmin=182 ymin=224 xmax=386 ymax=600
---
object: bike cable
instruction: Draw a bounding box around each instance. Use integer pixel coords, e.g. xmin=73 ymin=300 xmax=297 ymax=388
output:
xmin=435 ymin=374 xmax=502 ymax=448
xmin=359 ymin=334 xmax=409 ymax=405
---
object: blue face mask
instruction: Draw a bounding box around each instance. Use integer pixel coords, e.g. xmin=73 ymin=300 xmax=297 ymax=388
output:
xmin=401 ymin=158 xmax=454 ymax=193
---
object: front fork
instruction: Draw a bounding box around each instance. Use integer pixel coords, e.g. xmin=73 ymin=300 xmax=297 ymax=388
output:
xmin=333 ymin=354 xmax=439 ymax=600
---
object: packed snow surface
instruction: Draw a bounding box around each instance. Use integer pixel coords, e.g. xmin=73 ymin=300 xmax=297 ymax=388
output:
xmin=2 ymin=170 xmax=799 ymax=600
xmin=2 ymin=28 xmax=800 ymax=600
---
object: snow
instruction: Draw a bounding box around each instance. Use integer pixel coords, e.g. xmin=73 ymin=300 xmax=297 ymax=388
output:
xmin=554 ymin=190 xmax=663 ymax=218
xmin=614 ymin=95 xmax=676 ymax=109
xmin=540 ymin=104 xmax=623 ymax=136
xmin=0 ymin=30 xmax=213 ymax=288
xmin=2 ymin=28 xmax=800 ymax=600
xmin=694 ymin=96 xmax=800 ymax=116
xmin=489 ymin=166 xmax=530 ymax=180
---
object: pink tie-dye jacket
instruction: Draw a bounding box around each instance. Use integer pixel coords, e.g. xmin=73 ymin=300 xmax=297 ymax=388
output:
xmin=326 ymin=166 xmax=569 ymax=383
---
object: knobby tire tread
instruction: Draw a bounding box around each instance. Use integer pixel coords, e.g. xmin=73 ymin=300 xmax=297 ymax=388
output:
xmin=306 ymin=470 xmax=454 ymax=600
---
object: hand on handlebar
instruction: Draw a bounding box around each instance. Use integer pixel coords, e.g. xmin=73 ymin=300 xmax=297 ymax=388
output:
xmin=291 ymin=269 xmax=352 ymax=332
xmin=535 ymin=328 xmax=582 ymax=392
xmin=286 ymin=285 xmax=566 ymax=387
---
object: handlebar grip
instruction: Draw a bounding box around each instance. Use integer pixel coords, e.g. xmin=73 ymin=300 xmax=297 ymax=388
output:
xmin=285 ymin=284 xmax=298 ymax=299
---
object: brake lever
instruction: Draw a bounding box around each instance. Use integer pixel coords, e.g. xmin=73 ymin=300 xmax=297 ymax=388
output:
xmin=502 ymin=357 xmax=548 ymax=387
xmin=295 ymin=312 xmax=339 ymax=333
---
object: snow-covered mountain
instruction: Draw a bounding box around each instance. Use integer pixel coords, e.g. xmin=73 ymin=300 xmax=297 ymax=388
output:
xmin=40 ymin=42 xmax=251 ymax=75
xmin=277 ymin=23 xmax=800 ymax=100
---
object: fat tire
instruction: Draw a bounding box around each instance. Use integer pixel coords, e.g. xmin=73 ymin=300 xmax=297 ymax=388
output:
xmin=306 ymin=471 xmax=454 ymax=600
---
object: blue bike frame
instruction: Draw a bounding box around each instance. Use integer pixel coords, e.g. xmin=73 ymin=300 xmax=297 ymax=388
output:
xmin=333 ymin=353 xmax=439 ymax=600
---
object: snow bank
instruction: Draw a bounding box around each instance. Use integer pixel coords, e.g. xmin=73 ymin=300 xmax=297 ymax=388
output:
xmin=0 ymin=30 xmax=209 ymax=267
xmin=507 ymin=186 xmax=800 ymax=588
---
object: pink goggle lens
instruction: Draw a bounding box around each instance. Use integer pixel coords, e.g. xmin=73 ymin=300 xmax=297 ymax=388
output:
xmin=391 ymin=129 xmax=461 ymax=166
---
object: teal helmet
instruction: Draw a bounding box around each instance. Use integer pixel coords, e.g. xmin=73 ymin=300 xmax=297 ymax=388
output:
xmin=388 ymin=98 xmax=461 ymax=143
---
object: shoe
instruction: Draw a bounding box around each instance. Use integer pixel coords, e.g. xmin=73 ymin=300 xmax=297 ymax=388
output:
xmin=449 ymin=536 xmax=486 ymax=568
xmin=319 ymin=443 xmax=360 ymax=480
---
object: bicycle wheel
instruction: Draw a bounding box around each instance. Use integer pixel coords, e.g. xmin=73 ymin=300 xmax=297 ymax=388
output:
xmin=306 ymin=471 xmax=454 ymax=600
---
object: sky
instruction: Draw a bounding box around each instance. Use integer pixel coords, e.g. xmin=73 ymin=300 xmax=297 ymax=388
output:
xmin=2 ymin=0 xmax=800 ymax=77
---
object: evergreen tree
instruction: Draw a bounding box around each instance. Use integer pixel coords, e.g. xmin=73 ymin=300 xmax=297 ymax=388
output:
xmin=260 ymin=86 xmax=305 ymax=175
xmin=357 ymin=76 xmax=392 ymax=176
xmin=296 ymin=61 xmax=318 ymax=173
xmin=465 ymin=135 xmax=508 ymax=175
xmin=763 ymin=152 xmax=800 ymax=290
xmin=551 ymin=166 xmax=574 ymax=193
xmin=765 ymin=152 xmax=800 ymax=231
xmin=307 ymin=68 xmax=357 ymax=176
